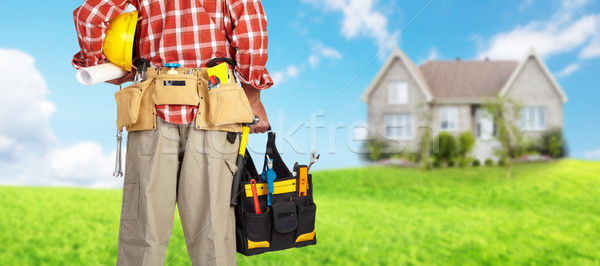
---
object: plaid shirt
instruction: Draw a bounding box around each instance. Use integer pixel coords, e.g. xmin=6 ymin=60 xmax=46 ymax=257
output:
xmin=73 ymin=0 xmax=272 ymax=124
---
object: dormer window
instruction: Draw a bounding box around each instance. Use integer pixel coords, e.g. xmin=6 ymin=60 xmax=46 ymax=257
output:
xmin=388 ymin=81 xmax=408 ymax=104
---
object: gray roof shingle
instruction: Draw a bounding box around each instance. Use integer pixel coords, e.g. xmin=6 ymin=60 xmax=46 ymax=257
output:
xmin=419 ymin=60 xmax=518 ymax=99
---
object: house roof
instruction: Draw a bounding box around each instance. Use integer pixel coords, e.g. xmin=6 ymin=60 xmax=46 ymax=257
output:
xmin=499 ymin=48 xmax=568 ymax=103
xmin=363 ymin=47 xmax=568 ymax=104
xmin=361 ymin=47 xmax=433 ymax=102
xmin=419 ymin=60 xmax=518 ymax=100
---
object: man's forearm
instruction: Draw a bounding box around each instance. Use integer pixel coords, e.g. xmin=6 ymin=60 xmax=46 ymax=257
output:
xmin=242 ymin=82 xmax=269 ymax=133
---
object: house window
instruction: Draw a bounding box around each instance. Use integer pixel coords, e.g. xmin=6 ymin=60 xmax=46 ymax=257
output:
xmin=520 ymin=106 xmax=546 ymax=130
xmin=439 ymin=106 xmax=459 ymax=131
xmin=388 ymin=81 xmax=408 ymax=104
xmin=384 ymin=114 xmax=413 ymax=139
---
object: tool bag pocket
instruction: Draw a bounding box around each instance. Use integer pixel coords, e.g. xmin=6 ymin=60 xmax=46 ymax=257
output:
xmin=294 ymin=204 xmax=316 ymax=244
xmin=272 ymin=202 xmax=298 ymax=234
xmin=244 ymin=209 xmax=272 ymax=250
xmin=207 ymin=83 xmax=254 ymax=127
xmin=153 ymin=74 xmax=200 ymax=105
xmin=115 ymin=78 xmax=153 ymax=131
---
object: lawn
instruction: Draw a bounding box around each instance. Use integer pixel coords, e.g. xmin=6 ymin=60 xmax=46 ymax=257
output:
xmin=1 ymin=160 xmax=599 ymax=265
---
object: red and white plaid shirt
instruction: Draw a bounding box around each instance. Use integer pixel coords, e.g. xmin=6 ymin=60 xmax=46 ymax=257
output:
xmin=72 ymin=0 xmax=272 ymax=124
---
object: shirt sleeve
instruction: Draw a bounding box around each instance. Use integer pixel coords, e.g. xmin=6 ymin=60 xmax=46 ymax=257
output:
xmin=228 ymin=0 xmax=273 ymax=90
xmin=72 ymin=0 xmax=130 ymax=69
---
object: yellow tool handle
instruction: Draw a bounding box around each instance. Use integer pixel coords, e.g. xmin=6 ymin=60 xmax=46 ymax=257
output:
xmin=239 ymin=125 xmax=250 ymax=157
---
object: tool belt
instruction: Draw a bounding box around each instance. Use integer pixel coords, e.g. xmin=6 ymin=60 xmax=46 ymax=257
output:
xmin=233 ymin=132 xmax=317 ymax=256
xmin=114 ymin=67 xmax=254 ymax=132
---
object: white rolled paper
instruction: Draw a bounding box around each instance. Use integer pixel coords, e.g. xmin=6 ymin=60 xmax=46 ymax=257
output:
xmin=76 ymin=63 xmax=129 ymax=85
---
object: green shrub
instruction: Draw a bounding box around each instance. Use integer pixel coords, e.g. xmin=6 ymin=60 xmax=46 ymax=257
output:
xmin=529 ymin=128 xmax=567 ymax=158
xmin=433 ymin=132 xmax=458 ymax=165
xmin=458 ymin=131 xmax=475 ymax=158
xmin=362 ymin=139 xmax=394 ymax=162
xmin=484 ymin=158 xmax=494 ymax=166
xmin=472 ymin=159 xmax=481 ymax=167
xmin=432 ymin=160 xmax=442 ymax=168
xmin=447 ymin=160 xmax=456 ymax=167
xmin=548 ymin=135 xmax=561 ymax=158
xmin=498 ymin=157 xmax=507 ymax=166
xmin=459 ymin=157 xmax=473 ymax=168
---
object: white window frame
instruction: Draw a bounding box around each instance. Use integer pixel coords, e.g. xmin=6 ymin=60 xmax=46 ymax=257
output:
xmin=384 ymin=113 xmax=413 ymax=140
xmin=520 ymin=106 xmax=546 ymax=130
xmin=388 ymin=81 xmax=408 ymax=105
xmin=439 ymin=106 xmax=459 ymax=131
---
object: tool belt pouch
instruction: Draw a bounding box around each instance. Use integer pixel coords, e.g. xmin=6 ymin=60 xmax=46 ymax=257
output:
xmin=115 ymin=78 xmax=154 ymax=131
xmin=207 ymin=83 xmax=254 ymax=127
xmin=234 ymin=132 xmax=317 ymax=256
xmin=153 ymin=74 xmax=200 ymax=105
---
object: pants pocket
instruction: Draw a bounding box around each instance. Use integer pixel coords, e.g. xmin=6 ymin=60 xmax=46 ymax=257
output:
xmin=244 ymin=209 xmax=271 ymax=249
xmin=122 ymin=183 xmax=140 ymax=220
xmin=153 ymin=74 xmax=200 ymax=105
xmin=295 ymin=204 xmax=316 ymax=243
xmin=207 ymin=83 xmax=254 ymax=127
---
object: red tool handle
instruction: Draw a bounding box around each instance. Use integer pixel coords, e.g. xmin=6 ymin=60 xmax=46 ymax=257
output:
xmin=251 ymin=179 xmax=261 ymax=214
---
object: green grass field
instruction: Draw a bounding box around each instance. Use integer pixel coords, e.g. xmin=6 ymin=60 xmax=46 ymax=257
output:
xmin=1 ymin=160 xmax=600 ymax=265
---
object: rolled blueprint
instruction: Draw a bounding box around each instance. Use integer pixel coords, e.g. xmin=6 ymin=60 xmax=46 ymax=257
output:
xmin=76 ymin=63 xmax=129 ymax=85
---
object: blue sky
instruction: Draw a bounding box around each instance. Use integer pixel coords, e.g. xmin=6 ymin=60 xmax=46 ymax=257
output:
xmin=0 ymin=0 xmax=599 ymax=187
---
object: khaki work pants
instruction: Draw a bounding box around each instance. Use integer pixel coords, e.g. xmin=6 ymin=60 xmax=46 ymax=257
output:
xmin=117 ymin=117 xmax=239 ymax=266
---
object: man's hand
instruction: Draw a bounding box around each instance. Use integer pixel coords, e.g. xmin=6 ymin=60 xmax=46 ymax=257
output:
xmin=106 ymin=71 xmax=135 ymax=85
xmin=242 ymin=83 xmax=269 ymax=133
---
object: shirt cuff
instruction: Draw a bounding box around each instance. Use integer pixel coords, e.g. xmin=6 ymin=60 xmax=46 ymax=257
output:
xmin=235 ymin=66 xmax=274 ymax=90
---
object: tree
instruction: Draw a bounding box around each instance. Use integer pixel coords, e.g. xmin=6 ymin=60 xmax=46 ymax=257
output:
xmin=457 ymin=131 xmax=475 ymax=168
xmin=417 ymin=104 xmax=433 ymax=170
xmin=484 ymin=95 xmax=524 ymax=178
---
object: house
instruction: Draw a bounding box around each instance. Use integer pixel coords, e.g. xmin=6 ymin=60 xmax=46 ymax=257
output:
xmin=362 ymin=47 xmax=567 ymax=161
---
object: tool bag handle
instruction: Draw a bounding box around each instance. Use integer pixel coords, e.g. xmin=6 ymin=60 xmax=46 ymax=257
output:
xmin=237 ymin=132 xmax=293 ymax=183
xmin=261 ymin=132 xmax=292 ymax=178
xmin=207 ymin=57 xmax=237 ymax=68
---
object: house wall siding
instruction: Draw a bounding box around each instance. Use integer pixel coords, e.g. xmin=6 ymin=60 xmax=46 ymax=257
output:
xmin=367 ymin=58 xmax=429 ymax=152
xmin=504 ymin=57 xmax=564 ymax=139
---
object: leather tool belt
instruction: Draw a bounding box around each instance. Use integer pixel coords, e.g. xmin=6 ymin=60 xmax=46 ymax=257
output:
xmin=114 ymin=67 xmax=254 ymax=132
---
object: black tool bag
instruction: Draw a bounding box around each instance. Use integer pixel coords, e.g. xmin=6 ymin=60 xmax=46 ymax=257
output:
xmin=233 ymin=132 xmax=317 ymax=256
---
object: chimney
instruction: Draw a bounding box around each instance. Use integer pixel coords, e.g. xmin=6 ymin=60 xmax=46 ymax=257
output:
xmin=484 ymin=57 xmax=490 ymax=61
xmin=455 ymin=57 xmax=461 ymax=61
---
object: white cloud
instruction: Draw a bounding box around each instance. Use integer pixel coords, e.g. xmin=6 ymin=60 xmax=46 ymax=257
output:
xmin=286 ymin=65 xmax=300 ymax=78
xmin=308 ymin=55 xmax=320 ymax=67
xmin=584 ymin=148 xmax=600 ymax=159
xmin=47 ymin=142 xmax=118 ymax=187
xmin=477 ymin=14 xmax=599 ymax=60
xmin=321 ymin=46 xmax=343 ymax=59
xmin=427 ymin=47 xmax=440 ymax=61
xmin=271 ymin=64 xmax=303 ymax=86
xmin=556 ymin=63 xmax=580 ymax=77
xmin=580 ymin=35 xmax=600 ymax=58
xmin=519 ymin=0 xmax=535 ymax=11
xmin=0 ymin=48 xmax=120 ymax=188
xmin=308 ymin=41 xmax=343 ymax=68
xmin=0 ymin=48 xmax=56 ymax=153
xmin=270 ymin=71 xmax=285 ymax=85
xmin=302 ymin=0 xmax=396 ymax=50
xmin=562 ymin=0 xmax=590 ymax=9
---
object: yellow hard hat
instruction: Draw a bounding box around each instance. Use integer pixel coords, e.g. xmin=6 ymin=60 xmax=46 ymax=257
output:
xmin=103 ymin=11 xmax=138 ymax=71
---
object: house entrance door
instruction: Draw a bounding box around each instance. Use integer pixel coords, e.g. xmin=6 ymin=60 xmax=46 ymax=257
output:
xmin=476 ymin=108 xmax=494 ymax=140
